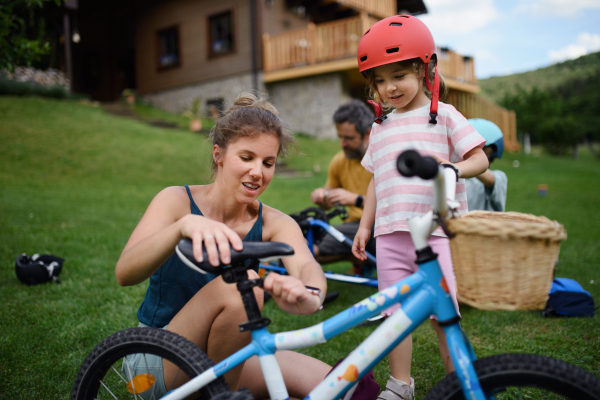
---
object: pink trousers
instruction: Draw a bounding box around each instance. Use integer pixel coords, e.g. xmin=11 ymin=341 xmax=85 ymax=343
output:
xmin=376 ymin=231 xmax=460 ymax=318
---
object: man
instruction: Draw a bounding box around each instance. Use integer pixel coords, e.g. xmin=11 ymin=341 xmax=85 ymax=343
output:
xmin=310 ymin=99 xmax=376 ymax=274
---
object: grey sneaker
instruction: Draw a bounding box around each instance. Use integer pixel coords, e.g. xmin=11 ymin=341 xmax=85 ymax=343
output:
xmin=377 ymin=377 xmax=414 ymax=400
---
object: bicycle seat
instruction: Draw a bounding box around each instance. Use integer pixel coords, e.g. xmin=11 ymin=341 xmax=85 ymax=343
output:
xmin=176 ymin=238 xmax=294 ymax=275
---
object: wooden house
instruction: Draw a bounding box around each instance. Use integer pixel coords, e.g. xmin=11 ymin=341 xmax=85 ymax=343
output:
xmin=71 ymin=0 xmax=517 ymax=149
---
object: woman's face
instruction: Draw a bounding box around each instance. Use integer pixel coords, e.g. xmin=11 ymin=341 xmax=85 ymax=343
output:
xmin=214 ymin=133 xmax=279 ymax=204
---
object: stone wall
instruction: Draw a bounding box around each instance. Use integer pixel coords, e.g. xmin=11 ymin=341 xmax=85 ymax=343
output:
xmin=143 ymin=71 xmax=351 ymax=139
xmin=143 ymin=72 xmax=265 ymax=117
xmin=1 ymin=66 xmax=69 ymax=89
xmin=266 ymin=72 xmax=350 ymax=139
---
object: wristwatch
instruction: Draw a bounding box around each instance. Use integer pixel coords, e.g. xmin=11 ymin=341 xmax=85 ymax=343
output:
xmin=305 ymin=286 xmax=324 ymax=311
xmin=355 ymin=194 xmax=364 ymax=208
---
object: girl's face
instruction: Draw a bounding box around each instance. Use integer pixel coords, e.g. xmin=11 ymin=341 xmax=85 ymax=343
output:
xmin=373 ymin=62 xmax=430 ymax=112
xmin=213 ymin=133 xmax=279 ymax=204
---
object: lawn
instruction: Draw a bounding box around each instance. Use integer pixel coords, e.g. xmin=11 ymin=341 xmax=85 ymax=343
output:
xmin=0 ymin=97 xmax=598 ymax=399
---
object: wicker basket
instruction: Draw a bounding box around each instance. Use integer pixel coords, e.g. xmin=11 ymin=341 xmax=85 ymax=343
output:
xmin=447 ymin=211 xmax=567 ymax=311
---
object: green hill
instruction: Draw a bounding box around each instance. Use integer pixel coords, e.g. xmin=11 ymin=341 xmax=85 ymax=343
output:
xmin=479 ymin=51 xmax=600 ymax=103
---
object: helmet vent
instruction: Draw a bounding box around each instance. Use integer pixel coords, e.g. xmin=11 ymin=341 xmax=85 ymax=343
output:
xmin=364 ymin=29 xmax=370 ymax=35
xmin=386 ymin=47 xmax=399 ymax=54
xmin=390 ymin=23 xmax=403 ymax=27
xmin=360 ymin=55 xmax=368 ymax=62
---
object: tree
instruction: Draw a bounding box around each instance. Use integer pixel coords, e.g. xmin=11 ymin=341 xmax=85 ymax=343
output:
xmin=500 ymin=80 xmax=599 ymax=157
xmin=0 ymin=0 xmax=61 ymax=72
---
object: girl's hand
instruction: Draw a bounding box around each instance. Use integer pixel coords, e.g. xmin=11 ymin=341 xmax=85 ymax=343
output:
xmin=432 ymin=155 xmax=458 ymax=171
xmin=263 ymin=273 xmax=321 ymax=314
xmin=178 ymin=214 xmax=243 ymax=267
xmin=352 ymin=227 xmax=371 ymax=261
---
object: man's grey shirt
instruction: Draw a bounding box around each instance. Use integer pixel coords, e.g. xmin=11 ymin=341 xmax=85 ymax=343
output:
xmin=465 ymin=170 xmax=507 ymax=212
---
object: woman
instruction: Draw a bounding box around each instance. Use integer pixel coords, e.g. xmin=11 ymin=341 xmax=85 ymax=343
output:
xmin=115 ymin=93 xmax=330 ymax=398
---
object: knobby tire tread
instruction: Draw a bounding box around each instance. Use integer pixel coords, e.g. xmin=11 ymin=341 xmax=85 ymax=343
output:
xmin=424 ymin=353 xmax=600 ymax=400
xmin=72 ymin=327 xmax=229 ymax=400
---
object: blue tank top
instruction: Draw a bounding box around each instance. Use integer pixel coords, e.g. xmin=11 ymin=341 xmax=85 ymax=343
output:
xmin=137 ymin=185 xmax=263 ymax=327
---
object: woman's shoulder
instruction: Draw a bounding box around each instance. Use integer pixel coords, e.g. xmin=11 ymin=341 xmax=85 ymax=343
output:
xmin=149 ymin=186 xmax=202 ymax=216
xmin=260 ymin=203 xmax=299 ymax=240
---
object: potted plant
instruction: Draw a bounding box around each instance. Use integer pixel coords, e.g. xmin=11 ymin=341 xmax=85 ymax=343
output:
xmin=183 ymin=98 xmax=202 ymax=132
xmin=121 ymin=88 xmax=137 ymax=108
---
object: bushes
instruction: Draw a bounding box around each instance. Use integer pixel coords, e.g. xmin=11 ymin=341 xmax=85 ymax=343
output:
xmin=0 ymin=76 xmax=86 ymax=100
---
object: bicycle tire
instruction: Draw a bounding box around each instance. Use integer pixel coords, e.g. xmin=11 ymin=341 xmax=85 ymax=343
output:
xmin=72 ymin=327 xmax=229 ymax=400
xmin=424 ymin=353 xmax=600 ymax=400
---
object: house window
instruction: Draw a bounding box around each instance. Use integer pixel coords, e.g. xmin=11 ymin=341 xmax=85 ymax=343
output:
xmin=208 ymin=11 xmax=234 ymax=57
xmin=157 ymin=26 xmax=180 ymax=70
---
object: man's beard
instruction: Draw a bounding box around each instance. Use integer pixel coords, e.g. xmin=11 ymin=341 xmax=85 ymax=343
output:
xmin=344 ymin=143 xmax=367 ymax=160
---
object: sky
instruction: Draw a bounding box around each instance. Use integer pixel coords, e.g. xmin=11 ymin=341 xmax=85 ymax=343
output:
xmin=414 ymin=0 xmax=600 ymax=79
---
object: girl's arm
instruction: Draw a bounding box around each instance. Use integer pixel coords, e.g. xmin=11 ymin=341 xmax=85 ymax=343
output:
xmin=352 ymin=177 xmax=376 ymax=260
xmin=433 ymin=147 xmax=489 ymax=179
xmin=115 ymin=187 xmax=242 ymax=286
xmin=263 ymin=210 xmax=327 ymax=315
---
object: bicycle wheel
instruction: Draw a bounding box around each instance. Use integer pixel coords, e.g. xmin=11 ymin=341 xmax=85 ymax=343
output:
xmin=424 ymin=353 xmax=600 ymax=400
xmin=72 ymin=327 xmax=229 ymax=400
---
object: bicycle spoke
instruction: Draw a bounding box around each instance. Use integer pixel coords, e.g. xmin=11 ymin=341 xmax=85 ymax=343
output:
xmin=99 ymin=378 xmax=120 ymax=400
xmin=110 ymin=365 xmax=129 ymax=384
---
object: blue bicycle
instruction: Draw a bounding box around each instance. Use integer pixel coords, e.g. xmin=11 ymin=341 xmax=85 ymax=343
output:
xmin=72 ymin=151 xmax=600 ymax=400
xmin=260 ymin=206 xmax=378 ymax=288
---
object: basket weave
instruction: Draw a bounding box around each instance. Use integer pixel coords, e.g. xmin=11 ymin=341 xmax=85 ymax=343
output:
xmin=447 ymin=211 xmax=567 ymax=311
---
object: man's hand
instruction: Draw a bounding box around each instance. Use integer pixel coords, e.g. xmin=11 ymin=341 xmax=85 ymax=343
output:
xmin=311 ymin=188 xmax=329 ymax=207
xmin=326 ymin=188 xmax=359 ymax=207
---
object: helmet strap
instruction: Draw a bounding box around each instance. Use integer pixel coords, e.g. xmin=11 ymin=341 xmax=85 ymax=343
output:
xmin=367 ymin=100 xmax=388 ymax=124
xmin=424 ymin=62 xmax=439 ymax=124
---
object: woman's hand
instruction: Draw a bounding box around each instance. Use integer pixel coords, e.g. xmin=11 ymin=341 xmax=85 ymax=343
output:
xmin=178 ymin=214 xmax=243 ymax=267
xmin=352 ymin=226 xmax=371 ymax=261
xmin=262 ymin=272 xmax=322 ymax=315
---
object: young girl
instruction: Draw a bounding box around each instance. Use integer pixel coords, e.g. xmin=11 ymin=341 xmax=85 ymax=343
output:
xmin=115 ymin=92 xmax=330 ymax=399
xmin=351 ymin=16 xmax=489 ymax=400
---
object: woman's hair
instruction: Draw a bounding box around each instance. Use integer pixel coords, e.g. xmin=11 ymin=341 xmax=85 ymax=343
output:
xmin=209 ymin=92 xmax=295 ymax=173
xmin=365 ymin=58 xmax=448 ymax=110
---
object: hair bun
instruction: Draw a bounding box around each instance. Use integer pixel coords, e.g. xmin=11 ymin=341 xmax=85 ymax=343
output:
xmin=230 ymin=92 xmax=279 ymax=116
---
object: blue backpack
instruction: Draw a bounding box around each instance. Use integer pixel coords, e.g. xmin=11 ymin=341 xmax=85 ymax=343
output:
xmin=542 ymin=278 xmax=596 ymax=317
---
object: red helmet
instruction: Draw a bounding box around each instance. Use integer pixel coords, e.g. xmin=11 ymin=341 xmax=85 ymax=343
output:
xmin=358 ymin=15 xmax=440 ymax=124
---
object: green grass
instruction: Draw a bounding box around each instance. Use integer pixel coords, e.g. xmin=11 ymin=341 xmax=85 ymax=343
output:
xmin=0 ymin=97 xmax=598 ymax=399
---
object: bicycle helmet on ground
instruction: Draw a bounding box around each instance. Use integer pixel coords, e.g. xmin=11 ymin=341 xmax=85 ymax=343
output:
xmin=468 ymin=118 xmax=504 ymax=161
xmin=357 ymin=15 xmax=440 ymax=124
xmin=16 ymin=253 xmax=64 ymax=284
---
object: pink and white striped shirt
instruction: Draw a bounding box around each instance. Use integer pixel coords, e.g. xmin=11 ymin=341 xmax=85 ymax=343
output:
xmin=361 ymin=102 xmax=485 ymax=237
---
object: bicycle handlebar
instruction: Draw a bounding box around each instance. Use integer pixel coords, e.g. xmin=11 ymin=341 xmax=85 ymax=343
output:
xmin=396 ymin=150 xmax=439 ymax=180
xmin=396 ymin=150 xmax=458 ymax=230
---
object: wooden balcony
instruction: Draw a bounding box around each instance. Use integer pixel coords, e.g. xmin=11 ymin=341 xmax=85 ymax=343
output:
xmin=263 ymin=15 xmax=378 ymax=79
xmin=262 ymin=16 xmax=479 ymax=91
xmin=332 ymin=0 xmax=396 ymax=20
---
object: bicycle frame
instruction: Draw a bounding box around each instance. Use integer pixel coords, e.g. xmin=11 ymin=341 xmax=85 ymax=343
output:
xmin=260 ymin=212 xmax=379 ymax=287
xmin=164 ymin=165 xmax=488 ymax=400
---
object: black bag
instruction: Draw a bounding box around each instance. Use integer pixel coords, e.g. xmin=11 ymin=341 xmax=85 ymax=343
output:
xmin=15 ymin=253 xmax=64 ymax=285
xmin=542 ymin=278 xmax=596 ymax=317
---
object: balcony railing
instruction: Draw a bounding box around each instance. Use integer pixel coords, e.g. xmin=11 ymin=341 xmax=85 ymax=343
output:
xmin=446 ymin=91 xmax=519 ymax=152
xmin=263 ymin=16 xmax=478 ymax=86
xmin=334 ymin=0 xmax=396 ymax=19
xmin=263 ymin=16 xmax=378 ymax=73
